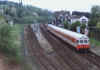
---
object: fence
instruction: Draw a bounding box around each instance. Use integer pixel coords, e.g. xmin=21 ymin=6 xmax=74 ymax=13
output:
xmin=89 ymin=27 xmax=100 ymax=41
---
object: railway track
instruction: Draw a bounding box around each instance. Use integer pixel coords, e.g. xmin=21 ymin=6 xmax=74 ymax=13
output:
xmin=41 ymin=24 xmax=100 ymax=70
xmin=25 ymin=25 xmax=71 ymax=70
xmin=25 ymin=25 xmax=56 ymax=70
xmin=79 ymin=51 xmax=100 ymax=68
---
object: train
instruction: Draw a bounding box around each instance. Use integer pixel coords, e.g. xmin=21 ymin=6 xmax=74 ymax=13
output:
xmin=47 ymin=24 xmax=90 ymax=51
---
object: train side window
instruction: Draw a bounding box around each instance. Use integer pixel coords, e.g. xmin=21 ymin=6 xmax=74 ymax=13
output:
xmin=80 ymin=40 xmax=83 ymax=43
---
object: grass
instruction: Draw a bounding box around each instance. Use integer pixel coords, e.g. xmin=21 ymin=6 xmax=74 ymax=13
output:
xmin=90 ymin=38 xmax=100 ymax=47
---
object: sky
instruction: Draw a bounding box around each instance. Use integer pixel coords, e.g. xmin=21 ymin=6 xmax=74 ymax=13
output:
xmin=8 ymin=0 xmax=100 ymax=12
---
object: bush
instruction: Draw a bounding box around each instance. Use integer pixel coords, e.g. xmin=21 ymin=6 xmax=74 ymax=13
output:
xmin=81 ymin=24 xmax=86 ymax=29
xmin=0 ymin=23 xmax=20 ymax=61
xmin=88 ymin=20 xmax=97 ymax=27
xmin=63 ymin=21 xmax=69 ymax=29
xmin=70 ymin=21 xmax=81 ymax=31
xmin=96 ymin=22 xmax=100 ymax=28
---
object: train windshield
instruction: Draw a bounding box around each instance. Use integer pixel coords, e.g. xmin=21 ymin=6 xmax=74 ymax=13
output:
xmin=77 ymin=40 xmax=88 ymax=44
xmin=84 ymin=40 xmax=88 ymax=43
xmin=80 ymin=40 xmax=83 ymax=43
xmin=77 ymin=40 xmax=83 ymax=44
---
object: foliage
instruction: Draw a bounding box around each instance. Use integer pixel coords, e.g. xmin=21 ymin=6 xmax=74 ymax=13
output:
xmin=0 ymin=24 xmax=14 ymax=55
xmin=88 ymin=20 xmax=97 ymax=27
xmin=81 ymin=24 xmax=86 ymax=29
xmin=0 ymin=23 xmax=21 ymax=63
xmin=90 ymin=38 xmax=100 ymax=46
xmin=63 ymin=21 xmax=69 ymax=29
xmin=70 ymin=21 xmax=81 ymax=31
xmin=0 ymin=16 xmax=7 ymax=24
xmin=89 ymin=5 xmax=100 ymax=27
xmin=0 ymin=1 xmax=54 ymax=24
xmin=96 ymin=22 xmax=100 ymax=28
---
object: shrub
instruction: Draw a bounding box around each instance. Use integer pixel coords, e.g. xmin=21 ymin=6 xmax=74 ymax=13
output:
xmin=96 ymin=22 xmax=100 ymax=28
xmin=63 ymin=21 xmax=69 ymax=29
xmin=81 ymin=24 xmax=86 ymax=29
xmin=70 ymin=21 xmax=81 ymax=31
xmin=0 ymin=23 xmax=20 ymax=62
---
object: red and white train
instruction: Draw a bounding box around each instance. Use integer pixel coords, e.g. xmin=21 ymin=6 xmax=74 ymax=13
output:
xmin=47 ymin=24 xmax=90 ymax=51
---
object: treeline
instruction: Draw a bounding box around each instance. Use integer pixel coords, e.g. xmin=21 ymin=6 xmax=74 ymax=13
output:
xmin=89 ymin=5 xmax=100 ymax=28
xmin=0 ymin=1 xmax=54 ymax=24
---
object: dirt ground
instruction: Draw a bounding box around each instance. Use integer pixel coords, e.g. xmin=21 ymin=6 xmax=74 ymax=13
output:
xmin=0 ymin=54 xmax=6 ymax=70
xmin=0 ymin=53 xmax=21 ymax=70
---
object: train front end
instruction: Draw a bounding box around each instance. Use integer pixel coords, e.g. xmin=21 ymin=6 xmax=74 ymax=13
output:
xmin=76 ymin=36 xmax=90 ymax=51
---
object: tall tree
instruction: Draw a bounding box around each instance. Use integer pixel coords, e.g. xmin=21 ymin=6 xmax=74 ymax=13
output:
xmin=89 ymin=5 xmax=100 ymax=27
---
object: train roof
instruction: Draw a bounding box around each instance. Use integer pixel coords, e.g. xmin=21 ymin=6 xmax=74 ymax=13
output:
xmin=48 ymin=24 xmax=89 ymax=40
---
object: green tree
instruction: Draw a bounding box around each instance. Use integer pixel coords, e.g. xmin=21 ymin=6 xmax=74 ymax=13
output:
xmin=0 ymin=23 xmax=18 ymax=56
xmin=71 ymin=21 xmax=81 ymax=31
xmin=81 ymin=24 xmax=86 ymax=29
xmin=63 ymin=21 xmax=69 ymax=29
xmin=96 ymin=22 xmax=100 ymax=28
xmin=1 ymin=1 xmax=54 ymax=24
xmin=89 ymin=5 xmax=100 ymax=27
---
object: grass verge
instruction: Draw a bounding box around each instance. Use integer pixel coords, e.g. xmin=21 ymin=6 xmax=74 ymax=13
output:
xmin=90 ymin=38 xmax=100 ymax=47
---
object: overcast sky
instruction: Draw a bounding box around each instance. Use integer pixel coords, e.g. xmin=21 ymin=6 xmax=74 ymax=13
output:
xmin=8 ymin=0 xmax=100 ymax=12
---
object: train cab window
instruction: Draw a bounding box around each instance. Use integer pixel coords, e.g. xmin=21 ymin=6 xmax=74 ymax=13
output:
xmin=80 ymin=40 xmax=83 ymax=43
xmin=84 ymin=40 xmax=88 ymax=43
